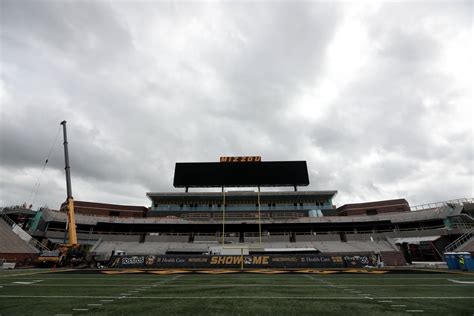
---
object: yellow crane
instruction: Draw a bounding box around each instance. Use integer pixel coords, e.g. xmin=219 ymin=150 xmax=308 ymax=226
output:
xmin=60 ymin=120 xmax=78 ymax=247
xmin=37 ymin=121 xmax=78 ymax=266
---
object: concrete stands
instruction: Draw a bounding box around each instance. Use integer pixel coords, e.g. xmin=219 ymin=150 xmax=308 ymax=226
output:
xmin=0 ymin=218 xmax=39 ymax=265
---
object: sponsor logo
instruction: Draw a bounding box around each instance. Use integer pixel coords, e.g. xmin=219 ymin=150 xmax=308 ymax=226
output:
xmin=121 ymin=256 xmax=145 ymax=265
xmin=145 ymin=256 xmax=156 ymax=265
xmin=188 ymin=257 xmax=208 ymax=263
xmin=156 ymin=257 xmax=185 ymax=263
xmin=272 ymin=257 xmax=298 ymax=262
xmin=301 ymin=256 xmax=332 ymax=263
xmin=344 ymin=255 xmax=370 ymax=266
xmin=110 ymin=257 xmax=121 ymax=267
xmin=210 ymin=256 xmax=270 ymax=265
xmin=344 ymin=255 xmax=369 ymax=264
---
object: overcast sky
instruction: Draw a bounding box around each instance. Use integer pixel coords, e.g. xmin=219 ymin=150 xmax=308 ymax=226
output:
xmin=0 ymin=0 xmax=472 ymax=210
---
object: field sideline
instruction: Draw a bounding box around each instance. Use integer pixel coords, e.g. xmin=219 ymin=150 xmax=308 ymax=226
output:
xmin=0 ymin=269 xmax=473 ymax=315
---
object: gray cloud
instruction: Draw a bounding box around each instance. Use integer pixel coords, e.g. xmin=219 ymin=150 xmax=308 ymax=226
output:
xmin=0 ymin=1 xmax=472 ymax=209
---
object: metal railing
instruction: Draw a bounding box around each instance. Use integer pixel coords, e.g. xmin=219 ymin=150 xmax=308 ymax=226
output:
xmin=42 ymin=222 xmax=473 ymax=239
xmin=444 ymin=228 xmax=474 ymax=252
xmin=410 ymin=198 xmax=473 ymax=211
xmin=0 ymin=211 xmax=16 ymax=226
xmin=0 ymin=212 xmax=49 ymax=252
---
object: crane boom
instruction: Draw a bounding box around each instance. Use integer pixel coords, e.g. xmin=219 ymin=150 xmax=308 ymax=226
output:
xmin=60 ymin=120 xmax=77 ymax=246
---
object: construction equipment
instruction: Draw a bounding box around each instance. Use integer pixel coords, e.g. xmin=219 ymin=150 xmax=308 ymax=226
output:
xmin=37 ymin=121 xmax=81 ymax=267
xmin=61 ymin=120 xmax=78 ymax=247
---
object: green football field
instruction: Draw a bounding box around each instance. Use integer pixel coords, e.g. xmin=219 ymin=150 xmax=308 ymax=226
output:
xmin=0 ymin=269 xmax=473 ymax=315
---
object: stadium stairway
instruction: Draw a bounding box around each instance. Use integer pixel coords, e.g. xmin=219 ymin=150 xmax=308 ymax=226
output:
xmin=456 ymin=238 xmax=474 ymax=252
xmin=292 ymin=240 xmax=397 ymax=253
xmin=0 ymin=216 xmax=40 ymax=265
xmin=0 ymin=212 xmax=48 ymax=252
xmin=445 ymin=228 xmax=474 ymax=252
xmin=380 ymin=251 xmax=407 ymax=266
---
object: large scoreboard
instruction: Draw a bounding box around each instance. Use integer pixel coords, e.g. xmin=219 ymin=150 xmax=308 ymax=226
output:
xmin=173 ymin=159 xmax=309 ymax=188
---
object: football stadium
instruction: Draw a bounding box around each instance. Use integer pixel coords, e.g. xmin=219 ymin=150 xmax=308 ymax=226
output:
xmin=1 ymin=149 xmax=474 ymax=315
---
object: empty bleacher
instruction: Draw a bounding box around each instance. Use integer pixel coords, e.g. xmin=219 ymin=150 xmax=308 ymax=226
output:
xmin=0 ymin=218 xmax=39 ymax=264
xmin=90 ymin=239 xmax=398 ymax=260
xmin=34 ymin=199 xmax=473 ymax=268
xmin=146 ymin=234 xmax=189 ymax=242
xmin=91 ymin=241 xmax=212 ymax=259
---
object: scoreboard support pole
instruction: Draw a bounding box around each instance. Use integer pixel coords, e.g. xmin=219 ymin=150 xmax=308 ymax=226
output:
xmin=221 ymin=186 xmax=226 ymax=244
xmin=258 ymin=186 xmax=262 ymax=245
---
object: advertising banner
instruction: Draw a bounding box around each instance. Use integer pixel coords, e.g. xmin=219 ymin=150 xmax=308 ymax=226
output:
xmin=108 ymin=254 xmax=376 ymax=269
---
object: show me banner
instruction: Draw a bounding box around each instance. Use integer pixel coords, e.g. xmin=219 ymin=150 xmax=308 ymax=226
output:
xmin=108 ymin=254 xmax=376 ymax=269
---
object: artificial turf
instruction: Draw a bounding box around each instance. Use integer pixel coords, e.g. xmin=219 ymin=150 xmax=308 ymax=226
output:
xmin=0 ymin=270 xmax=473 ymax=316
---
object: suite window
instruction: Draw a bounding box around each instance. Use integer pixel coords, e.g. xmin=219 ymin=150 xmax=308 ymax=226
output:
xmin=366 ymin=209 xmax=378 ymax=216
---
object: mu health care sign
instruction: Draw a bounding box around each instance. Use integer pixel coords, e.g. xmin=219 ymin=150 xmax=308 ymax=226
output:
xmin=109 ymin=254 xmax=376 ymax=268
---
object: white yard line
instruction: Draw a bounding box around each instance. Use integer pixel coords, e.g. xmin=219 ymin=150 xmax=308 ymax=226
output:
xmin=0 ymin=284 xmax=162 ymax=287
xmin=175 ymin=276 xmax=474 ymax=278
xmin=5 ymin=276 xmax=471 ymax=281
xmin=0 ymin=277 xmax=175 ymax=281
xmin=1 ymin=283 xmax=472 ymax=287
xmin=82 ymin=296 xmax=474 ymax=300
xmin=157 ymin=275 xmax=183 ymax=284
xmin=303 ymin=274 xmax=336 ymax=287
xmin=447 ymin=279 xmax=474 ymax=284
xmin=11 ymin=280 xmax=43 ymax=285
xmin=405 ymin=310 xmax=424 ymax=313
xmin=302 ymin=274 xmax=377 ymax=302
xmin=0 ymin=295 xmax=472 ymax=299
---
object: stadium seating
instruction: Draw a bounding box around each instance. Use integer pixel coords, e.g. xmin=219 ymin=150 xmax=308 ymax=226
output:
xmin=0 ymin=218 xmax=39 ymax=265
xmin=18 ymin=198 xmax=473 ymax=268
xmin=90 ymin=238 xmax=398 ymax=260
xmin=146 ymin=235 xmax=189 ymax=242
xmin=0 ymin=219 xmax=38 ymax=254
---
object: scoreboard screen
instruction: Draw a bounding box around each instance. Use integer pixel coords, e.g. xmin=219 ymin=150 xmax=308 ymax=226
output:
xmin=173 ymin=161 xmax=309 ymax=188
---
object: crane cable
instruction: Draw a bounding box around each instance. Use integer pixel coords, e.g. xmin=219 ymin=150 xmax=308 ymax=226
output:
xmin=29 ymin=125 xmax=62 ymax=208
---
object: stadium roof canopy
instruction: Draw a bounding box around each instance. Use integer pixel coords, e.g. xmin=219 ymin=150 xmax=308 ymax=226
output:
xmin=146 ymin=190 xmax=338 ymax=202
